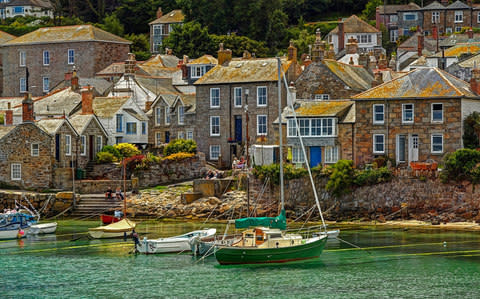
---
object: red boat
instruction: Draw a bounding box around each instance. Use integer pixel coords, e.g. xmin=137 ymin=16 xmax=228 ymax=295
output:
xmin=100 ymin=214 xmax=121 ymax=225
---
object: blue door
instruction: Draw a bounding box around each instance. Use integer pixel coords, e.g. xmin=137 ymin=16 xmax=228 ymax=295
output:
xmin=234 ymin=115 xmax=242 ymax=142
xmin=310 ymin=146 xmax=322 ymax=167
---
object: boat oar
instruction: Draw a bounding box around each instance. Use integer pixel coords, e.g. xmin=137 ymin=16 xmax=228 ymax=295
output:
xmin=334 ymin=236 xmax=372 ymax=255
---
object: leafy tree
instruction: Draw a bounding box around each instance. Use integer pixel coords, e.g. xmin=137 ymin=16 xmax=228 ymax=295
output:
xmin=163 ymin=21 xmax=215 ymax=58
xmin=463 ymin=112 xmax=480 ymax=149
xmin=115 ymin=0 xmax=177 ymax=34
xmin=113 ymin=143 xmax=141 ymax=158
xmin=211 ymin=34 xmax=269 ymax=58
xmin=98 ymin=13 xmax=124 ymax=36
xmin=362 ymin=0 xmax=382 ymax=20
xmin=291 ymin=29 xmax=315 ymax=58
xmin=266 ymin=9 xmax=289 ymax=54
xmin=326 ymin=160 xmax=355 ymax=197
xmin=124 ymin=33 xmax=151 ymax=60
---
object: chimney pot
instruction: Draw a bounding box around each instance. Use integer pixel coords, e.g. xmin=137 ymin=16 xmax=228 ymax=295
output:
xmin=470 ymin=68 xmax=480 ymax=95
xmin=338 ymin=22 xmax=345 ymax=52
xmin=145 ymin=101 xmax=154 ymax=112
xmin=417 ymin=32 xmax=425 ymax=57
xmin=217 ymin=43 xmax=232 ymax=66
xmin=5 ymin=110 xmax=13 ymax=126
xmin=22 ymin=93 xmax=34 ymax=123
xmin=288 ymin=40 xmax=297 ymax=62
xmin=156 ymin=7 xmax=163 ymax=19
xmin=81 ymin=86 xmax=94 ymax=115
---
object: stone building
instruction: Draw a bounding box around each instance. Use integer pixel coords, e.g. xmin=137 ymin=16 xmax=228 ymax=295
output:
xmin=352 ymin=67 xmax=480 ymax=167
xmin=1 ymin=24 xmax=131 ymax=97
xmin=376 ymin=3 xmax=421 ymax=42
xmin=149 ymin=8 xmax=184 ymax=53
xmin=0 ymin=94 xmax=53 ymax=189
xmin=0 ymin=0 xmax=53 ymax=19
xmin=194 ymin=44 xmax=298 ymax=166
xmin=283 ymin=100 xmax=355 ymax=167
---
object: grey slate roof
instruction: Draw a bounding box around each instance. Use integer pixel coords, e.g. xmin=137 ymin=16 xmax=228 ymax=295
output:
xmin=447 ymin=0 xmax=470 ymax=9
xmin=421 ymin=1 xmax=446 ymax=10
xmin=0 ymin=126 xmax=16 ymax=139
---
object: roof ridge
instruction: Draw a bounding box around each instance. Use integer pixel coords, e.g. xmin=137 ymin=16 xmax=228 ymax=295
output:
xmin=352 ymin=69 xmax=415 ymax=98
xmin=434 ymin=67 xmax=464 ymax=96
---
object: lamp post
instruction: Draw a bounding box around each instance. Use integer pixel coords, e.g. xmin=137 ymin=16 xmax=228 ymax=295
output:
xmin=244 ymin=89 xmax=249 ymax=168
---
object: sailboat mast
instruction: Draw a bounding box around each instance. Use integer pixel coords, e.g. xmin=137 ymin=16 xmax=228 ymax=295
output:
xmin=277 ymin=58 xmax=285 ymax=211
xmin=123 ymin=158 xmax=127 ymax=219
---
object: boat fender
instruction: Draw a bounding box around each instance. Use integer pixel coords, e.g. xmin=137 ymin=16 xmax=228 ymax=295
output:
xmin=17 ymin=229 xmax=25 ymax=239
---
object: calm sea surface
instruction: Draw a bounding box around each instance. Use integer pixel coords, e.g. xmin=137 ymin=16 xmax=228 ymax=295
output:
xmin=1 ymin=219 xmax=480 ymax=298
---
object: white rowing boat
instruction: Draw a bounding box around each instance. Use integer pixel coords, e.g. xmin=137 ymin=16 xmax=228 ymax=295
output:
xmin=29 ymin=222 xmax=57 ymax=234
xmin=136 ymin=228 xmax=217 ymax=254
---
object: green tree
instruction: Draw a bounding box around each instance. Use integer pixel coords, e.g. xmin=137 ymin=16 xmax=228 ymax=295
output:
xmin=115 ymin=0 xmax=177 ymax=34
xmin=266 ymin=9 xmax=289 ymax=54
xmin=163 ymin=21 xmax=215 ymax=58
xmin=362 ymin=0 xmax=382 ymax=20
xmin=463 ymin=112 xmax=480 ymax=149
xmin=291 ymin=29 xmax=315 ymax=58
xmin=98 ymin=13 xmax=124 ymax=36
xmin=124 ymin=33 xmax=151 ymax=61
xmin=326 ymin=160 xmax=355 ymax=197
xmin=211 ymin=34 xmax=269 ymax=57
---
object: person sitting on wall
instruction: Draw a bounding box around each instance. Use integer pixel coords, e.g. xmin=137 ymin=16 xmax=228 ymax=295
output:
xmin=232 ymin=156 xmax=239 ymax=169
xmin=116 ymin=187 xmax=124 ymax=201
xmin=237 ymin=156 xmax=246 ymax=169
xmin=206 ymin=170 xmax=215 ymax=180
xmin=105 ymin=187 xmax=113 ymax=200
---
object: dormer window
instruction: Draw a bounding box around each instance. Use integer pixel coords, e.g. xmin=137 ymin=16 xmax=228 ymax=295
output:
xmin=191 ymin=65 xmax=206 ymax=78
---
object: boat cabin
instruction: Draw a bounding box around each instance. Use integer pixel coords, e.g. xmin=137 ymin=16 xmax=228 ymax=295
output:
xmin=236 ymin=227 xmax=304 ymax=248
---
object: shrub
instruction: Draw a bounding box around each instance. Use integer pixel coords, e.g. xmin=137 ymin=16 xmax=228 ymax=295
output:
xmin=100 ymin=145 xmax=121 ymax=161
xmin=354 ymin=167 xmax=393 ymax=186
xmin=114 ymin=143 xmax=141 ymax=158
xmin=96 ymin=152 xmax=115 ymax=164
xmin=163 ymin=152 xmax=195 ymax=161
xmin=252 ymin=163 xmax=307 ymax=185
xmin=442 ymin=148 xmax=480 ymax=182
xmin=145 ymin=152 xmax=161 ymax=163
xmin=326 ymin=160 xmax=354 ymax=196
xmin=164 ymin=139 xmax=197 ymax=156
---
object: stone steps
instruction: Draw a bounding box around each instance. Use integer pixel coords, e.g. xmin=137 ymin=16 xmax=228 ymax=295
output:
xmin=70 ymin=195 xmax=123 ymax=218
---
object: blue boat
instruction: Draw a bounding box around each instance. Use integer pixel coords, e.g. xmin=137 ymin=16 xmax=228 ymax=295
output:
xmin=0 ymin=212 xmax=36 ymax=240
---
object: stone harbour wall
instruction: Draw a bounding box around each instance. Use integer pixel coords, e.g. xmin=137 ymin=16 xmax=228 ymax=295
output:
xmin=249 ymin=175 xmax=480 ymax=223
xmin=0 ymin=191 xmax=75 ymax=217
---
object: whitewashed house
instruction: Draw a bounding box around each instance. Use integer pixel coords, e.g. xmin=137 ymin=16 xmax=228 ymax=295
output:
xmin=93 ymin=95 xmax=149 ymax=147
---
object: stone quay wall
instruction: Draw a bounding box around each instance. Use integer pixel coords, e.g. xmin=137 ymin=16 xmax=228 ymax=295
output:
xmin=249 ymin=175 xmax=480 ymax=223
xmin=0 ymin=191 xmax=75 ymax=217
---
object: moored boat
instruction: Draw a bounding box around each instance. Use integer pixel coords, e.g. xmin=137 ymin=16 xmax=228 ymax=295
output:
xmin=190 ymin=233 xmax=243 ymax=256
xmin=28 ymin=222 xmax=57 ymax=235
xmin=136 ymin=228 xmax=217 ymax=254
xmin=100 ymin=214 xmax=121 ymax=225
xmin=88 ymin=218 xmax=136 ymax=239
xmin=0 ymin=212 xmax=36 ymax=240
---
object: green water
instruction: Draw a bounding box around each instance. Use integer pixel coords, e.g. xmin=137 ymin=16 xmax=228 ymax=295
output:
xmin=1 ymin=220 xmax=480 ymax=298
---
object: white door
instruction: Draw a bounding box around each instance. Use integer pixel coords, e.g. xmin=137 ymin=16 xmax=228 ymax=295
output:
xmin=409 ymin=134 xmax=419 ymax=162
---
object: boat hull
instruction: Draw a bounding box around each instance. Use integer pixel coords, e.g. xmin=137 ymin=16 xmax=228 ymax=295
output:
xmin=0 ymin=229 xmax=25 ymax=240
xmin=100 ymin=215 xmax=120 ymax=225
xmin=88 ymin=230 xmax=130 ymax=239
xmin=28 ymin=223 xmax=57 ymax=235
xmin=215 ymin=235 xmax=328 ymax=265
xmin=136 ymin=239 xmax=191 ymax=254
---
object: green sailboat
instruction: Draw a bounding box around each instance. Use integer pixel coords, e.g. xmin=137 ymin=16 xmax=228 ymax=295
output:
xmin=215 ymin=58 xmax=328 ymax=265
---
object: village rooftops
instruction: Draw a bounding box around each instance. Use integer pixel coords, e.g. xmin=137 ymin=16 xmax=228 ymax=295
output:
xmin=322 ymin=59 xmax=373 ymax=91
xmin=12 ymin=88 xmax=81 ymax=117
xmin=92 ymin=96 xmax=130 ymax=118
xmin=275 ymin=100 xmax=355 ymax=124
xmin=352 ymin=67 xmax=479 ymax=100
xmin=440 ymin=33 xmax=480 ymax=48
xmin=69 ymin=114 xmax=108 ymax=136
xmin=36 ymin=118 xmax=77 ymax=136
xmin=457 ymin=53 xmax=480 ymax=67
xmin=149 ymin=9 xmax=184 ymax=25
xmin=432 ymin=43 xmax=480 ymax=58
xmin=377 ymin=3 xmax=421 ymax=14
xmin=0 ymin=125 xmax=16 ymax=139
xmin=3 ymin=24 xmax=131 ymax=46
xmin=330 ymin=15 xmax=379 ymax=34
xmin=0 ymin=30 xmax=15 ymax=44
xmin=0 ymin=0 xmax=52 ymax=9
xmin=188 ymin=55 xmax=218 ymax=65
xmin=142 ymin=54 xmax=181 ymax=69
xmin=194 ymin=57 xmax=292 ymax=85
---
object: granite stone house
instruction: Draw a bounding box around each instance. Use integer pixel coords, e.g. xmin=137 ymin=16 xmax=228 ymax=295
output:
xmin=352 ymin=67 xmax=480 ymax=167
xmin=194 ymin=44 xmax=299 ymax=166
xmin=376 ymin=3 xmax=421 ymax=42
xmin=1 ymin=24 xmax=131 ymax=97
xmin=0 ymin=0 xmax=53 ymax=19
xmin=149 ymin=8 xmax=184 ymax=53
xmin=283 ymin=100 xmax=355 ymax=167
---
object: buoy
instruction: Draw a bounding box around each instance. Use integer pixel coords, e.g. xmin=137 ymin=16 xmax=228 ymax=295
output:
xmin=443 ymin=241 xmax=447 ymax=247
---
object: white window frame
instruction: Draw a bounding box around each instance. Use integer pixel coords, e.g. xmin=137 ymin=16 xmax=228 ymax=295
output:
xmin=257 ymin=86 xmax=267 ymax=107
xmin=187 ymin=130 xmax=193 ymax=140
xmin=402 ymin=103 xmax=414 ymax=124
xmin=20 ymin=77 xmax=26 ymax=93
xmin=403 ymin=13 xmax=417 ymax=21
xmin=325 ymin=146 xmax=339 ymax=164
xmin=210 ymin=116 xmax=220 ymax=136
xmin=191 ymin=65 xmax=205 ymax=78
xmin=43 ymin=50 xmax=50 ymax=66
xmin=210 ymin=88 xmax=220 ymax=108
xmin=80 ymin=135 xmax=86 ymax=156
xmin=178 ymin=131 xmax=185 ymax=139
xmin=31 ymin=143 xmax=39 ymax=157
xmin=19 ymin=51 xmax=26 ymax=67
xmin=431 ymin=134 xmax=443 ymax=154
xmin=42 ymin=77 xmax=49 ymax=93
xmin=257 ymin=115 xmax=267 ymax=136
xmin=68 ymin=49 xmax=75 ymax=65
xmin=126 ymin=122 xmax=137 ymax=135
xmin=432 ymin=12 xmax=440 ymax=24
xmin=478 ymin=12 xmax=480 ymax=24
xmin=155 ymin=107 xmax=162 ymax=125
xmin=11 ymin=163 xmax=21 ymax=181
xmin=156 ymin=132 xmax=162 ymax=146
xmin=116 ymin=114 xmax=123 ymax=132
xmin=96 ymin=136 xmax=103 ymax=153
xmin=292 ymin=146 xmax=305 ymax=164
xmin=178 ymin=106 xmax=184 ymax=125
xmin=165 ymin=107 xmax=170 ymax=125
xmin=455 ymin=11 xmax=463 ymax=23
xmin=287 ymin=119 xmax=298 ymax=137
xmin=315 ymin=94 xmax=330 ymax=100
xmin=373 ymin=134 xmax=385 ymax=154
xmin=65 ymin=135 xmax=71 ymax=156
xmin=431 ymin=103 xmax=443 ymax=123
xmin=153 ymin=24 xmax=164 ymax=36
xmin=356 ymin=34 xmax=372 ymax=44
xmin=141 ymin=122 xmax=147 ymax=135
xmin=287 ymin=118 xmax=336 ymax=137
xmin=209 ymin=145 xmax=220 ymax=160
xmin=373 ymin=104 xmax=385 ymax=124
xmin=234 ymin=87 xmax=242 ymax=107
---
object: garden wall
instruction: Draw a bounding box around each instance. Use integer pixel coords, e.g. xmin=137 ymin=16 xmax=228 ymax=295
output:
xmin=0 ymin=191 xmax=75 ymax=217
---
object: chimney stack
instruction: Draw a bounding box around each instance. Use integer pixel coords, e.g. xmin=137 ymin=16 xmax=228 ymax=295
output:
xmin=441 ymin=0 xmax=448 ymax=5
xmin=5 ymin=102 xmax=12 ymax=126
xmin=470 ymin=67 xmax=480 ymax=95
xmin=71 ymin=68 xmax=79 ymax=91
xmin=156 ymin=7 xmax=163 ymax=19
xmin=303 ymin=55 xmax=312 ymax=68
xmin=217 ymin=43 xmax=232 ymax=66
xmin=346 ymin=37 xmax=358 ymax=54
xmin=287 ymin=40 xmax=297 ymax=62
xmin=243 ymin=50 xmax=252 ymax=60
xmin=288 ymin=81 xmax=296 ymax=105
xmin=312 ymin=29 xmax=325 ymax=62
xmin=22 ymin=93 xmax=34 ymax=123
xmin=81 ymin=86 xmax=94 ymax=115
xmin=378 ymin=54 xmax=388 ymax=69
xmin=338 ymin=20 xmax=345 ymax=52
xmin=181 ymin=55 xmax=188 ymax=80
xmin=125 ymin=53 xmax=136 ymax=77
xmin=372 ymin=72 xmax=384 ymax=87
xmin=417 ymin=32 xmax=424 ymax=57
xmin=145 ymin=101 xmax=154 ymax=112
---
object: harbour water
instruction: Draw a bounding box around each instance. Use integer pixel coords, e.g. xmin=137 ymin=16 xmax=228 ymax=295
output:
xmin=1 ymin=220 xmax=480 ymax=298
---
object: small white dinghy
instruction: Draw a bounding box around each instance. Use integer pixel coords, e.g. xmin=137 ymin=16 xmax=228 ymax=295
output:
xmin=136 ymin=228 xmax=217 ymax=254
xmin=29 ymin=222 xmax=57 ymax=235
